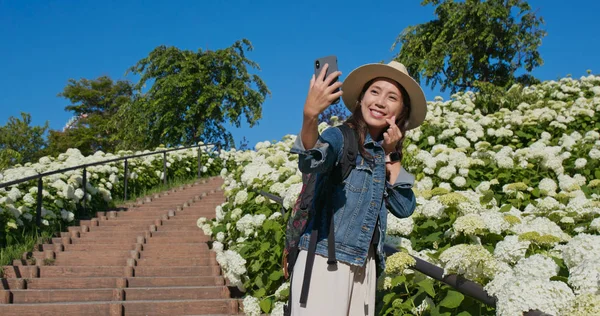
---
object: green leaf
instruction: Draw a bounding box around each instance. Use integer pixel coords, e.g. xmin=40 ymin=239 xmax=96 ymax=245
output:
xmin=260 ymin=242 xmax=270 ymax=252
xmin=499 ymin=204 xmax=513 ymax=213
xmin=269 ymin=270 xmax=283 ymax=281
xmin=595 ymin=169 xmax=600 ymax=179
xmin=480 ymin=190 xmax=494 ymax=204
xmin=439 ymin=290 xmax=464 ymax=308
xmin=254 ymin=287 xmax=266 ymax=298
xmin=259 ymin=297 xmax=272 ymax=313
xmin=421 ymin=219 xmax=438 ymax=229
xmin=456 ymin=312 xmax=472 ymax=316
xmin=550 ymin=275 xmax=569 ymax=283
xmin=423 ymin=231 xmax=442 ymax=243
xmin=417 ymin=278 xmax=436 ymax=297
xmin=391 ymin=275 xmax=407 ymax=287
xmin=383 ymin=292 xmax=396 ymax=304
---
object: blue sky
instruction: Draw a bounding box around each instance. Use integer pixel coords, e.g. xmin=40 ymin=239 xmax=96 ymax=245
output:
xmin=1 ymin=0 xmax=599 ymax=150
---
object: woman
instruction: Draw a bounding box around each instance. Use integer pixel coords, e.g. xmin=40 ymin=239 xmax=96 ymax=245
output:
xmin=288 ymin=60 xmax=428 ymax=315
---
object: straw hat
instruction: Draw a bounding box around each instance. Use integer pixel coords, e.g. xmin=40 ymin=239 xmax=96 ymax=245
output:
xmin=341 ymin=61 xmax=427 ymax=130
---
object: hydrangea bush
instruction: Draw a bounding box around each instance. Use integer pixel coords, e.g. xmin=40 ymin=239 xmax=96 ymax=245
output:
xmin=201 ymin=75 xmax=600 ymax=315
xmin=0 ymin=144 xmax=220 ymax=246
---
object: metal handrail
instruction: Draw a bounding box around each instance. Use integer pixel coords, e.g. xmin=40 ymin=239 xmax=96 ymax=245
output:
xmin=0 ymin=143 xmax=218 ymax=231
xmin=256 ymin=190 xmax=552 ymax=316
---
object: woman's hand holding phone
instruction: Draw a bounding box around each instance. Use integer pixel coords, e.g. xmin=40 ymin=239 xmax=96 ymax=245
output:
xmin=303 ymin=63 xmax=343 ymax=119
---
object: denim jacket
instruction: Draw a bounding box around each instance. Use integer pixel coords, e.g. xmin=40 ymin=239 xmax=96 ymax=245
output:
xmin=290 ymin=125 xmax=417 ymax=271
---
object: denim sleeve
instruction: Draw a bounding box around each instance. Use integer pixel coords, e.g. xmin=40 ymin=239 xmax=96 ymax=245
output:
xmin=290 ymin=126 xmax=344 ymax=174
xmin=385 ymin=166 xmax=416 ymax=218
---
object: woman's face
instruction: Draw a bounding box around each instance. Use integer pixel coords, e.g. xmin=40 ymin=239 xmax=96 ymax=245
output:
xmin=359 ymin=78 xmax=405 ymax=137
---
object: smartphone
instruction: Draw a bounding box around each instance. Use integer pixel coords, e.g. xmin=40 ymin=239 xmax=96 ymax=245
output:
xmin=314 ymin=55 xmax=340 ymax=104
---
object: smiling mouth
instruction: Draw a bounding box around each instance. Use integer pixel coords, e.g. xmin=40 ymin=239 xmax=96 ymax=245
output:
xmin=369 ymin=108 xmax=386 ymax=119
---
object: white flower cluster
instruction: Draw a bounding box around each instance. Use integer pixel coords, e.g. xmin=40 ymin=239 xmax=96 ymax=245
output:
xmin=214 ymin=246 xmax=247 ymax=291
xmin=1 ymin=146 xmax=218 ymax=230
xmin=235 ymin=214 xmax=267 ymax=237
xmin=485 ymin=254 xmax=574 ymax=316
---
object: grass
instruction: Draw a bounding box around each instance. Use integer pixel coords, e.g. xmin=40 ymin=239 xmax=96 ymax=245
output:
xmin=0 ymin=174 xmax=217 ymax=275
xmin=0 ymin=230 xmax=53 ymax=271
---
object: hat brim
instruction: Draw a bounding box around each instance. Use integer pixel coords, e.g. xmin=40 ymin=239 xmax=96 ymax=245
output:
xmin=341 ymin=63 xmax=427 ymax=130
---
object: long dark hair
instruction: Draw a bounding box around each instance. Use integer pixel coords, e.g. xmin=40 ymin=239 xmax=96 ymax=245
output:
xmin=345 ymin=78 xmax=412 ymax=163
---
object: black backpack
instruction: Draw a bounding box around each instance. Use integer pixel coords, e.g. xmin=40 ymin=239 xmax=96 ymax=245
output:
xmin=283 ymin=123 xmax=358 ymax=311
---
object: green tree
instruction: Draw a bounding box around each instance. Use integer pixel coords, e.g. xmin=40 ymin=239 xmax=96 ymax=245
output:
xmin=392 ymin=0 xmax=546 ymax=94
xmin=123 ymin=38 xmax=270 ymax=149
xmin=46 ymin=76 xmax=134 ymax=156
xmin=0 ymin=112 xmax=49 ymax=169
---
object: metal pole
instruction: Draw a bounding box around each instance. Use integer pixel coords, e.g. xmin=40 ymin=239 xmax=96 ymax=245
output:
xmin=82 ymin=167 xmax=87 ymax=212
xmin=36 ymin=177 xmax=43 ymax=227
xmin=124 ymin=159 xmax=128 ymax=201
xmin=163 ymin=152 xmax=167 ymax=186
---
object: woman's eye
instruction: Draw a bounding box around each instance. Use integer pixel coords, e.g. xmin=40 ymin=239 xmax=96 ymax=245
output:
xmin=371 ymin=90 xmax=378 ymax=94
xmin=389 ymin=96 xmax=397 ymax=101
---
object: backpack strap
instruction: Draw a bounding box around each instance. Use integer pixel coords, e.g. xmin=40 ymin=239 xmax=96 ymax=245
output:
xmin=337 ymin=124 xmax=358 ymax=181
xmin=298 ymin=124 xmax=359 ymax=306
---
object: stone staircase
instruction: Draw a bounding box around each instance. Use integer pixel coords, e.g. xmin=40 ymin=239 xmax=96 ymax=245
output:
xmin=0 ymin=176 xmax=243 ymax=315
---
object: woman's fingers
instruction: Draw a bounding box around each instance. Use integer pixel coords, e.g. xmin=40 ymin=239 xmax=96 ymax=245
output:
xmin=317 ymin=63 xmax=329 ymax=82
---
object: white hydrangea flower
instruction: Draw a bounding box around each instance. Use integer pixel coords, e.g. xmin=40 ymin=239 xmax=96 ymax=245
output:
xmin=415 ymin=177 xmax=433 ymax=191
xmin=427 ymin=136 xmax=436 ymax=145
xmin=590 ymin=217 xmax=600 ymax=232
xmin=438 ymin=244 xmax=504 ymax=282
xmin=387 ymin=214 xmax=414 ymax=236
xmin=485 ymin=274 xmax=574 ymax=316
xmin=236 ymin=214 xmax=266 ymax=236
xmin=437 ymin=165 xmax=456 ymax=180
xmin=452 ymin=176 xmax=466 ymax=187
xmin=234 ymin=189 xmax=249 ymax=206
xmin=417 ymin=198 xmax=446 ymax=219
xmin=561 ymin=233 xmax=600 ymax=268
xmin=574 ymin=158 xmax=587 ymax=169
xmin=513 ymin=254 xmax=559 ymax=280
xmin=538 ymin=178 xmax=558 ymax=195
xmin=242 ymin=296 xmax=261 ymax=316
xmin=568 ymin=259 xmax=600 ymax=295
xmin=452 ymin=214 xmax=486 ymax=236
xmin=494 ymin=235 xmax=530 ymax=264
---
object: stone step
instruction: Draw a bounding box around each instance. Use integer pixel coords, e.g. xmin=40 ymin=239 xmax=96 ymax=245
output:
xmin=96 ymin=220 xmax=155 ymax=226
xmin=62 ymin=243 xmax=139 ymax=252
xmin=8 ymin=286 xmax=229 ymax=304
xmin=141 ymin=243 xmax=208 ymax=252
xmin=155 ymin=225 xmax=201 ymax=232
xmin=1 ymin=276 xmax=225 ymax=290
xmin=30 ymin=251 xmax=134 ymax=263
xmin=3 ymin=265 xmax=221 ymax=278
xmin=0 ymin=299 xmax=239 ymax=315
xmin=135 ymin=257 xmax=216 ymax=267
xmin=87 ymin=226 xmax=151 ymax=233
xmin=53 ymin=256 xmax=129 ymax=267
xmin=78 ymin=231 xmax=147 ymax=239
xmin=139 ymin=250 xmax=215 ymax=260
xmin=69 ymin=236 xmax=139 ymax=244
xmin=2 ymin=266 xmax=127 ymax=278
xmin=147 ymin=231 xmax=208 ymax=239
xmin=144 ymin=236 xmax=211 ymax=244
xmin=133 ymin=266 xmax=221 ymax=277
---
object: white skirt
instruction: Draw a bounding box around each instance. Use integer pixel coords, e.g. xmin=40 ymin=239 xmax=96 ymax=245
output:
xmin=289 ymin=244 xmax=377 ymax=316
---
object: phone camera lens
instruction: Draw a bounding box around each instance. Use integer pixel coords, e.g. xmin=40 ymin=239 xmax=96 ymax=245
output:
xmin=315 ymin=61 xmax=320 ymax=69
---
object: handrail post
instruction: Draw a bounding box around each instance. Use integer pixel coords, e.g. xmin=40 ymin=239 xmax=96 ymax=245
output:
xmin=124 ymin=159 xmax=129 ymax=201
xmin=36 ymin=177 xmax=43 ymax=227
xmin=82 ymin=167 xmax=87 ymax=213
xmin=163 ymin=152 xmax=167 ymax=186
